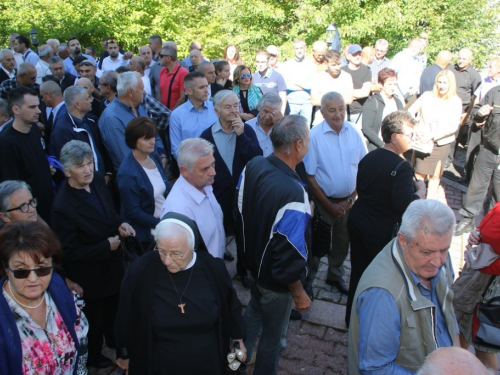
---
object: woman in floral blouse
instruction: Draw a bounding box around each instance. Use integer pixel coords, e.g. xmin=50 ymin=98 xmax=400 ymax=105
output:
xmin=0 ymin=221 xmax=89 ymax=375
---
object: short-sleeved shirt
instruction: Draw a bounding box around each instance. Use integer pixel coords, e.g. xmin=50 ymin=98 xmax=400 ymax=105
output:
xmin=368 ymin=57 xmax=391 ymax=79
xmin=453 ymin=64 xmax=481 ymax=107
xmin=252 ymin=68 xmax=287 ymax=95
xmin=159 ymin=63 xmax=189 ymax=109
xmin=311 ymin=70 xmax=353 ymax=106
xmin=341 ymin=64 xmax=371 ymax=114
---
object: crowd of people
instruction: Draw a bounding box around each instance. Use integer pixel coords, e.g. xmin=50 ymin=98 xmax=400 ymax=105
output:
xmin=0 ymin=29 xmax=499 ymax=375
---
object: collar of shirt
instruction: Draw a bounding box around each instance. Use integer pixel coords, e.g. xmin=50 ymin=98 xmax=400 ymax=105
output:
xmin=186 ymin=98 xmax=209 ymax=112
xmin=1 ymin=66 xmax=14 ymax=78
xmin=177 ymin=174 xmax=212 ymax=205
xmin=165 ymin=62 xmax=181 ymax=76
xmin=23 ymin=49 xmax=32 ymax=59
xmin=320 ymin=120 xmax=347 ymax=135
xmin=258 ymin=67 xmax=274 ymax=79
xmin=114 ymin=97 xmax=143 ymax=115
xmin=52 ymin=101 xmax=65 ymax=118
xmin=213 ymin=119 xmax=234 ymax=135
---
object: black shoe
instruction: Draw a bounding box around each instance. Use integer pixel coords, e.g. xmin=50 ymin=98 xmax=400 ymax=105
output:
xmin=87 ymin=354 xmax=114 ymax=369
xmin=326 ymin=278 xmax=349 ymax=295
xmin=304 ymin=284 xmax=314 ymax=301
xmin=242 ymin=275 xmax=251 ymax=289
xmin=289 ymin=309 xmax=303 ymax=320
xmin=454 ymin=218 xmax=475 ymax=236
xmin=223 ymin=249 xmax=234 ymax=261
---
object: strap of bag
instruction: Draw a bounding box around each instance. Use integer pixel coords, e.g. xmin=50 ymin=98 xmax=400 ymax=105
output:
xmin=166 ymin=65 xmax=180 ymax=109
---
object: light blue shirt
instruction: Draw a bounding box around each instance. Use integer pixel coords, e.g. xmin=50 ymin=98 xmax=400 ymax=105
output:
xmin=212 ymin=120 xmax=236 ymax=175
xmin=23 ymin=49 xmax=39 ymax=65
xmin=160 ymin=175 xmax=225 ymax=258
xmin=304 ymin=120 xmax=366 ymax=198
xmin=245 ymin=116 xmax=274 ymax=157
xmin=169 ymin=99 xmax=218 ymax=159
xmin=474 ymin=76 xmax=500 ymax=101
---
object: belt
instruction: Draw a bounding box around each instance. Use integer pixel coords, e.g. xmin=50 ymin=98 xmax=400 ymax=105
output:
xmin=328 ymin=196 xmax=350 ymax=202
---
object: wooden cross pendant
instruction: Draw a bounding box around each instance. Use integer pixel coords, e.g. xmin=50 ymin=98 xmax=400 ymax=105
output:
xmin=178 ymin=303 xmax=186 ymax=314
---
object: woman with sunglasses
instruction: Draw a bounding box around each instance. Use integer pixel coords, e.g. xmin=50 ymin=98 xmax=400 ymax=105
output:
xmin=232 ymin=65 xmax=263 ymax=122
xmin=0 ymin=220 xmax=89 ymax=374
xmin=345 ymin=111 xmax=426 ymax=327
xmin=51 ymin=140 xmax=135 ymax=369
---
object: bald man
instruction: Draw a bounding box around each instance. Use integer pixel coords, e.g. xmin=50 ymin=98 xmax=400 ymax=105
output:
xmin=0 ymin=62 xmax=39 ymax=100
xmin=139 ymin=45 xmax=155 ymax=78
xmin=419 ymin=50 xmax=453 ymax=94
xmin=417 ymin=347 xmax=494 ymax=375
xmin=76 ymin=77 xmax=103 ymax=118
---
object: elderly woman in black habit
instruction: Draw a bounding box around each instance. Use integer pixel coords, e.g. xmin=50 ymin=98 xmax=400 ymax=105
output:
xmin=51 ymin=140 xmax=135 ymax=369
xmin=115 ymin=212 xmax=246 ymax=374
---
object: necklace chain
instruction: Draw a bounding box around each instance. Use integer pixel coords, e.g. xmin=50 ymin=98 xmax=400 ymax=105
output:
xmin=8 ymin=281 xmax=45 ymax=309
xmin=167 ymin=267 xmax=194 ymax=314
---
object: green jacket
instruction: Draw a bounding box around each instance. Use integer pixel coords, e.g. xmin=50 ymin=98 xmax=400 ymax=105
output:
xmin=348 ymin=238 xmax=456 ymax=374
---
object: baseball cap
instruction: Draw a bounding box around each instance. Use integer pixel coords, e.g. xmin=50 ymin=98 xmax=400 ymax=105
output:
xmin=347 ymin=44 xmax=362 ymax=54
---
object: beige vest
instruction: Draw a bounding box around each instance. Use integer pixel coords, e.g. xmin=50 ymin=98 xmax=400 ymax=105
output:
xmin=348 ymin=239 xmax=456 ymax=374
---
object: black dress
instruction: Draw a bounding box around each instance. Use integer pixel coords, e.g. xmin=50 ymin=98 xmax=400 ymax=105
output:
xmin=345 ymin=148 xmax=419 ymax=326
xmin=151 ymin=260 xmax=220 ymax=374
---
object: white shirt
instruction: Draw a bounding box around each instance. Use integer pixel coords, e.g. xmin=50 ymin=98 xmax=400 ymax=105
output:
xmin=1 ymin=66 xmax=15 ymax=79
xmin=144 ymin=61 xmax=156 ymax=79
xmin=304 ymin=120 xmax=367 ymax=198
xmin=141 ymin=75 xmax=152 ymax=96
xmin=101 ymin=53 xmax=129 ymax=72
xmin=160 ymin=175 xmax=225 ymax=258
xmin=35 ymin=60 xmax=51 ymax=84
xmin=246 ymin=116 xmax=274 ymax=157
xmin=142 ymin=164 xmax=166 ymax=221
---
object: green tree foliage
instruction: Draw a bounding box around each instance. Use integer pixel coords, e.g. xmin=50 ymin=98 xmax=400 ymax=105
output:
xmin=0 ymin=0 xmax=497 ymax=68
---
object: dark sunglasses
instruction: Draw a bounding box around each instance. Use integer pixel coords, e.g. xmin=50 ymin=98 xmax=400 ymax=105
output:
xmin=6 ymin=198 xmax=37 ymax=213
xmin=79 ymin=61 xmax=93 ymax=67
xmin=240 ymin=73 xmax=252 ymax=79
xmin=7 ymin=265 xmax=53 ymax=279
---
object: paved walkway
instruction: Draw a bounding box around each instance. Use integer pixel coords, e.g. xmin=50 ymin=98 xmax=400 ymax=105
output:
xmin=92 ymin=147 xmax=499 ymax=375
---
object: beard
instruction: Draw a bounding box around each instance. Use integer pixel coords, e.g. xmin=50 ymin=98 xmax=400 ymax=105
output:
xmin=74 ymin=48 xmax=81 ymax=55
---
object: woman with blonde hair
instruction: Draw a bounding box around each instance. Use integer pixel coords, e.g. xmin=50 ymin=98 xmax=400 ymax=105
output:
xmin=409 ymin=69 xmax=462 ymax=198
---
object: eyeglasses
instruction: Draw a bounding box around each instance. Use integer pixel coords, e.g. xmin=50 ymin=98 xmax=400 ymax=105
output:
xmin=6 ymin=198 xmax=37 ymax=213
xmin=255 ymin=60 xmax=268 ymax=64
xmin=401 ymin=132 xmax=414 ymax=140
xmin=154 ymin=247 xmax=186 ymax=260
xmin=240 ymin=73 xmax=252 ymax=79
xmin=7 ymin=265 xmax=53 ymax=279
xmin=79 ymin=61 xmax=93 ymax=67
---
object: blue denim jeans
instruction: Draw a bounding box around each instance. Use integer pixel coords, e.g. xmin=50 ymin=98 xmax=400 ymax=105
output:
xmin=243 ymin=281 xmax=293 ymax=375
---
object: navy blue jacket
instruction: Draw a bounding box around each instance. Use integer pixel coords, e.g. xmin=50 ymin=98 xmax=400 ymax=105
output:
xmin=0 ymin=273 xmax=80 ymax=375
xmin=200 ymin=123 xmax=262 ymax=222
xmin=50 ymin=110 xmax=112 ymax=174
xmin=117 ymin=151 xmax=170 ymax=243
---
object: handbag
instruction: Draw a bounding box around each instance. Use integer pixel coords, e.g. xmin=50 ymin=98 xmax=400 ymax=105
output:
xmin=410 ymin=139 xmax=434 ymax=155
xmin=311 ymin=213 xmax=331 ymax=258
xmin=121 ymin=235 xmax=145 ymax=265
xmin=471 ymin=277 xmax=500 ymax=350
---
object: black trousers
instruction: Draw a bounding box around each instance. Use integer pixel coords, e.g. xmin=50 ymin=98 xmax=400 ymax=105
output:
xmin=459 ymin=146 xmax=500 ymax=218
xmin=464 ymin=124 xmax=482 ymax=178
xmin=84 ymin=294 xmax=120 ymax=361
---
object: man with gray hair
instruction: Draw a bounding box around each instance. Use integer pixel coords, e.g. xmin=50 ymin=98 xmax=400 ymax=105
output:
xmin=160 ymin=138 xmax=225 ymax=259
xmin=368 ymin=39 xmax=391 ymax=81
xmin=99 ymin=71 xmax=166 ymax=170
xmin=8 ymin=33 xmax=23 ymax=67
xmin=236 ymin=115 xmax=311 ymax=373
xmin=200 ymin=90 xmax=261 ymax=256
xmin=49 ymin=56 xmax=77 ymax=93
xmin=0 ymin=49 xmax=16 ymax=84
xmin=46 ymin=39 xmax=60 ymax=53
xmin=245 ymin=92 xmax=283 ymax=156
xmin=51 ymin=86 xmax=111 ymax=177
xmin=417 ymin=347 xmax=494 ymax=375
xmin=35 ymin=44 xmax=53 ymax=84
xmin=128 ymin=56 xmax=151 ymax=95
xmin=348 ymin=199 xmax=458 ymax=375
xmin=0 ymin=62 xmax=39 ymax=100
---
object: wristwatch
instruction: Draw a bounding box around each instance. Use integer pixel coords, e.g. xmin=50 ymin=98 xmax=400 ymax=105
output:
xmin=347 ymin=197 xmax=354 ymax=205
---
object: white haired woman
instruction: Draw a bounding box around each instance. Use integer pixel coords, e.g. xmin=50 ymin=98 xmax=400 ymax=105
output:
xmin=115 ymin=213 xmax=246 ymax=374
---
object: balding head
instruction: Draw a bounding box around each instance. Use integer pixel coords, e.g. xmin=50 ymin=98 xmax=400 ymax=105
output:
xmin=417 ymin=347 xmax=494 ymax=375
xmin=139 ymin=45 xmax=152 ymax=66
xmin=457 ymin=48 xmax=473 ymax=70
xmin=190 ymin=41 xmax=202 ymax=51
xmin=76 ymin=77 xmax=94 ymax=97
xmin=129 ymin=56 xmax=145 ymax=74
xmin=40 ymin=81 xmax=63 ymax=107
xmin=16 ymin=63 xmax=37 ymax=87
xmin=162 ymin=41 xmax=178 ymax=50
xmin=435 ymin=50 xmax=453 ymax=69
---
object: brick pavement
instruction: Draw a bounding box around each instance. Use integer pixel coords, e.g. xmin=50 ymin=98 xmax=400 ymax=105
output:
xmin=91 ymin=147 xmax=500 ymax=374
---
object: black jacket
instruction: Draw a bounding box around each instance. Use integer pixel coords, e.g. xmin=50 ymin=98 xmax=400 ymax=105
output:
xmin=51 ymin=173 xmax=124 ymax=301
xmin=0 ymin=68 xmax=15 ymax=85
xmin=473 ymin=84 xmax=500 ymax=155
xmin=210 ymin=82 xmax=225 ymax=97
xmin=361 ymin=92 xmax=403 ymax=151
xmin=59 ymin=73 xmax=77 ymax=93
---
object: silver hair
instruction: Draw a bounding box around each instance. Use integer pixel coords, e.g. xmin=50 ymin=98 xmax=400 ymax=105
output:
xmin=154 ymin=220 xmax=195 ymax=250
xmin=0 ymin=49 xmax=13 ymax=61
xmin=212 ymin=90 xmax=238 ymax=111
xmin=321 ymin=91 xmax=345 ymax=110
xmin=197 ymin=61 xmax=213 ymax=73
xmin=375 ymin=39 xmax=389 ymax=49
xmin=0 ymin=180 xmax=31 ymax=214
xmin=270 ymin=115 xmax=309 ymax=155
xmin=117 ymin=71 xmax=141 ymax=96
xmin=177 ymin=138 xmax=214 ymax=172
xmin=63 ymin=86 xmax=88 ymax=109
xmin=399 ymin=200 xmax=456 ymax=241
xmin=57 ymin=43 xmax=68 ymax=53
xmin=17 ymin=62 xmax=35 ymax=76
xmin=59 ymin=140 xmax=94 ymax=171
xmin=49 ymin=55 xmax=63 ymax=67
xmin=38 ymin=45 xmax=53 ymax=58
xmin=46 ymin=39 xmax=60 ymax=47
xmin=258 ymin=92 xmax=282 ymax=110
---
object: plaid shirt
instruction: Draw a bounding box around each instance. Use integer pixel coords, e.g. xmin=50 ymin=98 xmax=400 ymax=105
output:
xmin=143 ymin=94 xmax=170 ymax=130
xmin=0 ymin=78 xmax=40 ymax=100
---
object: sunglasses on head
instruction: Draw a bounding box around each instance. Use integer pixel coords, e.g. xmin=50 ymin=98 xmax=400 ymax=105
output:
xmin=79 ymin=61 xmax=93 ymax=67
xmin=7 ymin=265 xmax=53 ymax=279
xmin=240 ymin=73 xmax=252 ymax=79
